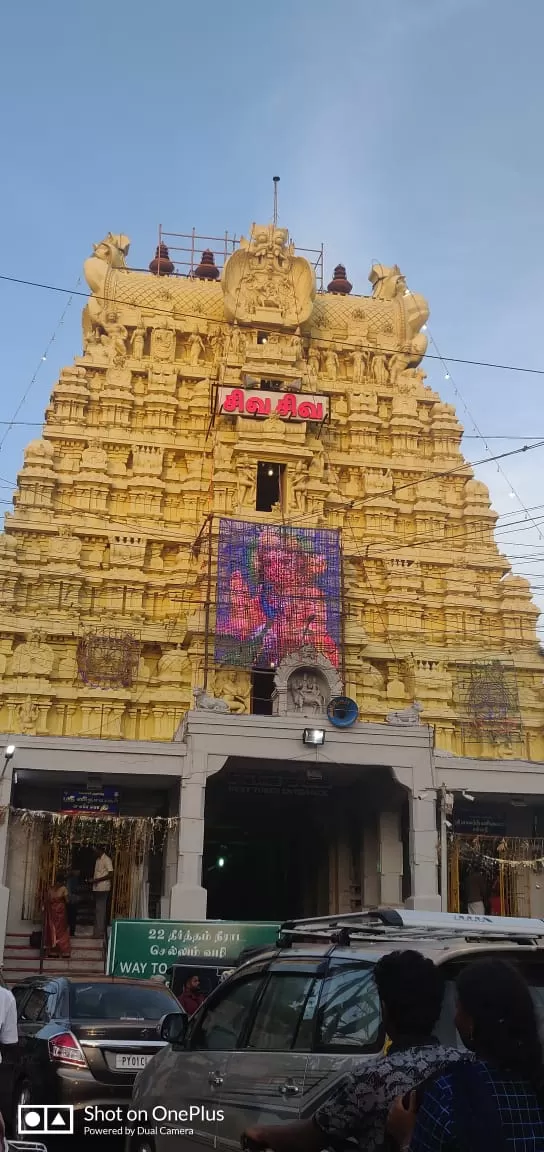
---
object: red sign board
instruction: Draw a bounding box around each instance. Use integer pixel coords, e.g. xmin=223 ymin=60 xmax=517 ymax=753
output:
xmin=218 ymin=386 xmax=327 ymax=422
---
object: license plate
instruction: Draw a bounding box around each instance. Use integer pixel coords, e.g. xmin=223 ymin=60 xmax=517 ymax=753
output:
xmin=115 ymin=1053 xmax=151 ymax=1069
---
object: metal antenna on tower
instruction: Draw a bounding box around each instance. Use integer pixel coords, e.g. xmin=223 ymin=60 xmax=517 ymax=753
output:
xmin=273 ymin=176 xmax=280 ymax=226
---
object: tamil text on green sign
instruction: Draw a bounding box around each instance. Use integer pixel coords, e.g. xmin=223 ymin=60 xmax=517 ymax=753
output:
xmin=107 ymin=920 xmax=280 ymax=978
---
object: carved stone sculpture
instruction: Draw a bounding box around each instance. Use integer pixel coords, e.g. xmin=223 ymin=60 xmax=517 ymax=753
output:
xmin=12 ymin=631 xmax=55 ymax=678
xmin=372 ymin=353 xmax=389 ymax=386
xmin=352 ymin=348 xmax=366 ymax=385
xmin=101 ymin=315 xmax=129 ymax=365
xmin=83 ymin=233 xmax=130 ymax=336
xmin=157 ymin=646 xmax=191 ymax=684
xmin=236 ymin=461 xmax=254 ymax=509
xmin=193 ymin=687 xmax=230 ymax=713
xmin=214 ymin=439 xmax=233 ymax=481
xmin=386 ymin=702 xmax=424 ymax=726
xmin=17 ymin=697 xmax=40 ymax=734
xmin=291 ymin=461 xmax=308 ymax=513
xmin=273 ymin=648 xmax=342 ymax=716
xmin=188 ymin=331 xmax=205 ymax=366
xmin=131 ymin=325 xmax=146 ymax=359
xmin=369 ymin=264 xmax=407 ymax=300
xmin=215 ymin=671 xmax=249 ymax=714
xmin=307 ymin=347 xmax=320 ymax=385
xmin=81 ymin=441 xmax=108 ymax=472
xmin=288 ymin=670 xmax=326 ymax=715
xmin=222 ymin=223 xmax=316 ymax=327
xmin=324 ymin=349 xmax=338 ymax=381
xmin=151 ymin=322 xmax=176 ymax=362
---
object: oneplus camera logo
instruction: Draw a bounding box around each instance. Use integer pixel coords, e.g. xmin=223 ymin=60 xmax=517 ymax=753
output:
xmin=18 ymin=1104 xmax=74 ymax=1136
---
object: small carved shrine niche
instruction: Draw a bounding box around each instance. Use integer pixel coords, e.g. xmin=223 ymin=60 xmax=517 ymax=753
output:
xmin=272 ymin=645 xmax=342 ymax=717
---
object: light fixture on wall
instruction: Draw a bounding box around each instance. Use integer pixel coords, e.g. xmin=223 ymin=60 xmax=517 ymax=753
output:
xmin=303 ymin=729 xmax=325 ymax=746
xmin=0 ymin=744 xmax=16 ymax=784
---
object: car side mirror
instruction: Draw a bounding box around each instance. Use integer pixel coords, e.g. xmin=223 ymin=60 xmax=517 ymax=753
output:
xmin=160 ymin=1011 xmax=188 ymax=1046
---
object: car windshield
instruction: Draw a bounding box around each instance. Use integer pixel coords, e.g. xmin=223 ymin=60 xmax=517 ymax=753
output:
xmin=69 ymin=983 xmax=177 ymax=1020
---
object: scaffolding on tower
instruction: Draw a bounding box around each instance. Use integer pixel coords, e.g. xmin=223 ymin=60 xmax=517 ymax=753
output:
xmin=152 ymin=226 xmax=325 ymax=291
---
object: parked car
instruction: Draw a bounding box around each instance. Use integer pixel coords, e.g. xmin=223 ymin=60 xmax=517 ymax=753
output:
xmin=7 ymin=976 xmax=182 ymax=1135
xmin=129 ymin=908 xmax=544 ymax=1152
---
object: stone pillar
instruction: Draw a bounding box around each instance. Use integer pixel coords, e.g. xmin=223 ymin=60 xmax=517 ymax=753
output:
xmin=405 ymin=793 xmax=441 ymax=911
xmin=169 ymin=751 xmax=207 ymax=921
xmin=0 ymin=756 xmax=13 ymax=957
xmin=378 ymin=811 xmax=403 ymax=905
xmin=362 ymin=815 xmax=379 ymax=907
xmin=336 ymin=833 xmax=352 ymax=914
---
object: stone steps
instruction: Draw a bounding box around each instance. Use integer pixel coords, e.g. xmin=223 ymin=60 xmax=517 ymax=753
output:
xmin=3 ymin=932 xmax=106 ymax=986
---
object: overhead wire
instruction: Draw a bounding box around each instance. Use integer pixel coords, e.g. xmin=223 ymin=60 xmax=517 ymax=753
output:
xmin=423 ymin=325 xmax=544 ymax=542
xmin=2 ymin=256 xmax=544 ymax=724
xmin=2 ymin=268 xmax=544 ymax=378
xmin=0 ymin=279 xmax=81 ymax=455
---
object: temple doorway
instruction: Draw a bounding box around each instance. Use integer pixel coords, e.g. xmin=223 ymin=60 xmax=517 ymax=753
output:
xmin=203 ymin=762 xmax=331 ymax=920
xmin=202 ymin=758 xmax=408 ymax=921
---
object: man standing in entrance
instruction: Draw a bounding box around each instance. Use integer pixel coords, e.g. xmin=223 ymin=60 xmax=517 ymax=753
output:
xmin=92 ymin=845 xmax=113 ymax=939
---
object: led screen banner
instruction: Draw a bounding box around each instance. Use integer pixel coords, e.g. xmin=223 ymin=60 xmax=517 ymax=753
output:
xmin=215 ymin=520 xmax=341 ymax=669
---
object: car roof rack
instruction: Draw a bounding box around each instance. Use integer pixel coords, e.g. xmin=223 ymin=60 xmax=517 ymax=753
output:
xmin=277 ymin=908 xmax=544 ymax=947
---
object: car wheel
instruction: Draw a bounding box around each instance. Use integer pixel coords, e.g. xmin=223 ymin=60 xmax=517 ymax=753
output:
xmin=12 ymin=1080 xmax=32 ymax=1137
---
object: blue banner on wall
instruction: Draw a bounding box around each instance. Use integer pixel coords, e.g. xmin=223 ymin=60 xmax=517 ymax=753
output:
xmin=61 ymin=788 xmax=120 ymax=816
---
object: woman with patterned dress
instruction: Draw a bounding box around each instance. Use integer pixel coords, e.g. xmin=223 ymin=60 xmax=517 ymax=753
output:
xmin=388 ymin=959 xmax=544 ymax=1152
xmin=43 ymin=873 xmax=71 ymax=959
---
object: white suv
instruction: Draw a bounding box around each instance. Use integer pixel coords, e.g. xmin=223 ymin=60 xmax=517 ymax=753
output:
xmin=128 ymin=909 xmax=544 ymax=1152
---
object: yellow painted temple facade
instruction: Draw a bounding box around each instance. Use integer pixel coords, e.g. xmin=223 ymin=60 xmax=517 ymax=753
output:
xmin=0 ymin=221 xmax=543 ymax=759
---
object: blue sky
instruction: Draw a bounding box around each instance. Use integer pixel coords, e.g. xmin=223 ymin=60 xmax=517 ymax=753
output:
xmin=1 ymin=0 xmax=544 ymax=620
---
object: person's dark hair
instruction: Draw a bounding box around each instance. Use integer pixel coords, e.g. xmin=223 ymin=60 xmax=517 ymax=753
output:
xmin=184 ymin=972 xmax=200 ymax=987
xmin=456 ymin=959 xmax=543 ymax=1087
xmin=374 ymin=950 xmax=444 ymax=1035
xmin=55 ymin=871 xmax=66 ymax=885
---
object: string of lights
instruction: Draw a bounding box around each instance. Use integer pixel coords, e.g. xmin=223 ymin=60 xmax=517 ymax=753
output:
xmin=424 ymin=327 xmax=543 ymax=542
xmin=0 ymin=279 xmax=80 ymax=455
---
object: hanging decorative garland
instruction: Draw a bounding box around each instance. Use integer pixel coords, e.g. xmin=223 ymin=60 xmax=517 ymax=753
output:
xmin=452 ymin=833 xmax=544 ymax=871
xmin=0 ymin=806 xmax=179 ymax=850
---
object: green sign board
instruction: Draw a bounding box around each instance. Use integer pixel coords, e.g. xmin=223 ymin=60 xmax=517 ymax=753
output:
xmin=107 ymin=919 xmax=280 ymax=978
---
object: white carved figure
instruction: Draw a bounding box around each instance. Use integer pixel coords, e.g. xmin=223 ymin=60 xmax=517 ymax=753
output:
xmin=193 ymin=687 xmax=230 ymax=713
xmin=291 ymin=461 xmax=308 ymax=513
xmin=372 ymin=353 xmax=389 ymax=386
xmin=151 ymin=322 xmax=176 ymax=362
xmin=229 ymin=324 xmax=245 ymax=357
xmin=17 ymin=697 xmax=40 ymax=734
xmin=290 ymin=672 xmax=325 ymax=715
xmin=386 ymin=701 xmax=424 ymax=726
xmin=307 ymin=347 xmax=320 ymax=385
xmin=352 ymin=347 xmax=366 ymax=385
xmin=324 ymin=349 xmax=339 ymax=381
xmin=131 ymin=325 xmax=146 ymax=359
xmin=101 ymin=315 xmax=128 ymax=365
xmin=236 ymin=462 xmax=254 ymax=509
xmin=189 ymin=331 xmax=205 ymax=366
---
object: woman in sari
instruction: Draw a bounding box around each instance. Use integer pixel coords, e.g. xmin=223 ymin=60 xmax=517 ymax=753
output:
xmin=43 ymin=873 xmax=71 ymax=959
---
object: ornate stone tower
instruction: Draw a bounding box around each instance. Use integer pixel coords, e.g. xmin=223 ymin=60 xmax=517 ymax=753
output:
xmin=0 ymin=221 xmax=542 ymax=757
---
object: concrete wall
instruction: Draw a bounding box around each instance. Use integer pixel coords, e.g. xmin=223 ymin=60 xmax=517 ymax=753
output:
xmin=2 ymin=723 xmax=544 ymax=957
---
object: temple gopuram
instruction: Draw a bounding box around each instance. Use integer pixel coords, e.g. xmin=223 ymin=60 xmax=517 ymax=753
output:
xmin=0 ymin=217 xmax=543 ymax=973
